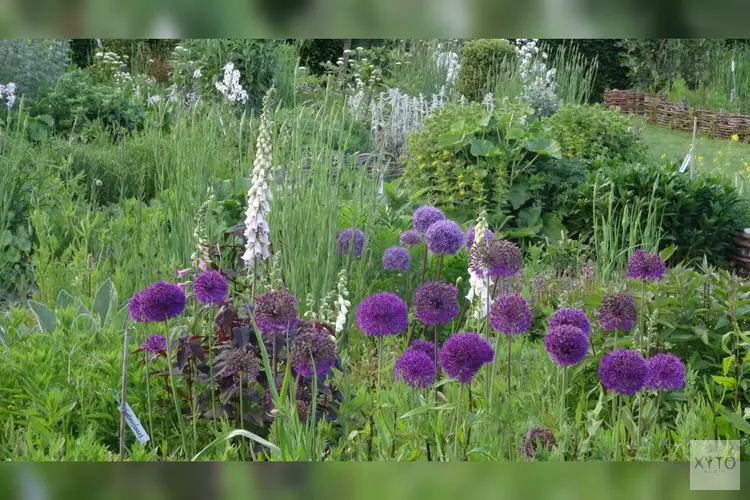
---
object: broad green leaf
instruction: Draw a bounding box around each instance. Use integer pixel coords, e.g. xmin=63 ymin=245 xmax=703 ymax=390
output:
xmin=470 ymin=139 xmax=494 ymax=157
xmin=717 ymin=406 xmax=750 ymax=434
xmin=525 ymin=136 xmax=562 ymax=159
xmin=691 ymin=326 xmax=710 ymax=345
xmin=27 ymin=300 xmax=56 ymax=333
xmin=506 ymin=126 xmax=526 ymax=141
xmin=437 ymin=131 xmax=465 ymax=148
xmin=736 ymin=305 xmax=750 ymax=319
xmin=540 ymin=214 xmax=566 ymax=242
xmin=191 ymin=429 xmax=280 ymax=461
xmin=75 ymin=313 xmax=97 ymax=332
xmin=93 ymin=279 xmax=117 ymax=328
xmin=711 ymin=375 xmax=736 ymax=390
xmin=56 ymin=289 xmax=88 ymax=315
xmin=722 ymin=356 xmax=734 ymax=377
xmin=506 ymin=227 xmax=539 ymax=238
xmin=506 ymin=180 xmax=531 ymax=210
xmin=517 ymin=205 xmax=542 ymax=229
xmin=659 ymin=244 xmax=677 ymax=262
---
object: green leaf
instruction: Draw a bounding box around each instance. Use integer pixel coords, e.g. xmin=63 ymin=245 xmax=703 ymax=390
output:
xmin=722 ymin=356 xmax=734 ymax=377
xmin=470 ymin=139 xmax=494 ymax=157
xmin=691 ymin=326 xmax=710 ymax=345
xmin=525 ymin=136 xmax=562 ymax=159
xmin=27 ymin=300 xmax=56 ymax=333
xmin=540 ymin=214 xmax=566 ymax=242
xmin=92 ymin=279 xmax=117 ymax=329
xmin=399 ymin=403 xmax=455 ymax=420
xmin=437 ymin=131 xmax=464 ymax=148
xmin=717 ymin=406 xmax=750 ymax=434
xmin=56 ymin=289 xmax=88 ymax=315
xmin=0 ymin=325 xmax=8 ymax=348
xmin=191 ymin=429 xmax=280 ymax=461
xmin=506 ymin=180 xmax=531 ymax=210
xmin=711 ymin=376 xmax=737 ymax=390
xmin=506 ymin=126 xmax=526 ymax=141
xmin=517 ymin=205 xmax=542 ymax=229
xmin=506 ymin=227 xmax=539 ymax=238
xmin=659 ymin=244 xmax=676 ymax=262
xmin=75 ymin=313 xmax=97 ymax=332
xmin=736 ymin=305 xmax=750 ymax=319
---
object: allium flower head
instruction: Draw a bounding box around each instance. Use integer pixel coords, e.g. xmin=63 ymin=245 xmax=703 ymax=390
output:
xmin=140 ymin=281 xmax=186 ymax=322
xmin=548 ymin=308 xmax=591 ymax=337
xmin=544 ymin=325 xmax=588 ymax=367
xmin=408 ymin=339 xmax=436 ymax=359
xmin=626 ymin=250 xmax=666 ymax=282
xmin=469 ymin=239 xmax=523 ymax=278
xmin=645 ymin=353 xmax=686 ymax=392
xmin=193 ymin=271 xmax=228 ymax=305
xmin=598 ymin=293 xmax=638 ymax=332
xmin=598 ymin=349 xmax=647 ymax=396
xmin=221 ymin=348 xmax=261 ymax=383
xmin=413 ymin=281 xmax=459 ymax=325
xmin=393 ymin=350 xmax=436 ymax=388
xmin=290 ymin=322 xmax=338 ymax=377
xmin=489 ymin=293 xmax=532 ymax=336
xmin=412 ymin=206 xmax=445 ymax=233
xmin=519 ymin=426 xmax=557 ymax=458
xmin=399 ymin=229 xmax=422 ymax=247
xmin=466 ymin=226 xmax=495 ymax=252
xmin=382 ymin=246 xmax=411 ymax=272
xmin=337 ymin=228 xmax=366 ymax=257
xmin=426 ymin=219 xmax=464 ymax=255
xmin=139 ymin=334 xmax=166 ymax=354
xmin=439 ymin=332 xmax=495 ymax=384
xmin=128 ymin=290 xmax=148 ymax=323
xmin=254 ymin=289 xmax=299 ymax=335
xmin=356 ymin=292 xmax=408 ymax=337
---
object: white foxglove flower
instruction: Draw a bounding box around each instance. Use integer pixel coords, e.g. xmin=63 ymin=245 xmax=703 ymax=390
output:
xmin=466 ymin=212 xmax=493 ymax=319
xmin=241 ymin=89 xmax=275 ymax=268
xmin=193 ymin=68 xmax=202 ymax=79
xmin=215 ymin=62 xmax=248 ymax=104
xmin=334 ymin=269 xmax=351 ymax=333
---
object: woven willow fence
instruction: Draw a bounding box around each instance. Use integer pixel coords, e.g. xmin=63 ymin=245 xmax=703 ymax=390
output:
xmin=603 ymin=89 xmax=750 ymax=144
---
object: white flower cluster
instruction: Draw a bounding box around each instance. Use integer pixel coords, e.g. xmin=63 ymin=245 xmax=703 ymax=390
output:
xmin=434 ymin=44 xmax=460 ymax=85
xmin=466 ymin=212 xmax=492 ymax=320
xmin=191 ymin=190 xmax=215 ymax=267
xmin=482 ymin=92 xmax=495 ymax=111
xmin=515 ymin=39 xmax=560 ymax=118
xmin=369 ymin=86 xmax=447 ymax=155
xmin=347 ymin=79 xmax=366 ymax=121
xmin=0 ymin=82 xmax=16 ymax=108
xmin=334 ymin=269 xmax=351 ymax=334
xmin=215 ymin=62 xmax=248 ymax=104
xmin=241 ymin=89 xmax=275 ymax=268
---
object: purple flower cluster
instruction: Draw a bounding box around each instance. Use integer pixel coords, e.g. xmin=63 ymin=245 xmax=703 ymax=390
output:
xmin=645 ymin=353 xmax=686 ymax=391
xmin=489 ymin=293 xmax=532 ymax=336
xmin=356 ymin=292 xmax=408 ymax=336
xmin=408 ymin=339 xmax=436 ymax=359
xmin=139 ymin=334 xmax=167 ymax=354
xmin=394 ymin=350 xmax=436 ymax=388
xmin=413 ymin=206 xmax=445 ymax=234
xmin=254 ymin=289 xmax=299 ymax=335
xmin=290 ymin=322 xmax=338 ymax=377
xmin=413 ymin=281 xmax=459 ymax=325
xmin=193 ymin=271 xmax=229 ymax=305
xmin=130 ymin=281 xmax=186 ymax=323
xmin=337 ymin=228 xmax=366 ymax=257
xmin=544 ymin=325 xmax=589 ymax=367
xmin=598 ymin=349 xmax=647 ymax=396
xmin=220 ymin=348 xmax=261 ymax=383
xmin=548 ymin=308 xmax=591 ymax=337
xmin=465 ymin=226 xmax=494 ymax=253
xmin=382 ymin=246 xmax=411 ymax=272
xmin=519 ymin=426 xmax=557 ymax=458
xmin=399 ymin=230 xmax=422 ymax=247
xmin=469 ymin=239 xmax=523 ymax=278
xmin=626 ymin=250 xmax=666 ymax=282
xmin=439 ymin=332 xmax=495 ymax=384
xmin=597 ymin=293 xmax=638 ymax=332
xmin=426 ymin=220 xmax=465 ymax=255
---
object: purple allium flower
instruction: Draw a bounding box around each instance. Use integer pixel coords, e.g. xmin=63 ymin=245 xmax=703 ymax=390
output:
xmin=597 ymin=293 xmax=638 ymax=332
xmin=489 ymin=293 xmax=532 ymax=336
xmin=128 ymin=290 xmax=147 ymax=323
xmin=220 ymin=348 xmax=261 ymax=383
xmin=140 ymin=281 xmax=186 ymax=322
xmin=469 ymin=238 xmax=523 ymax=278
xmin=408 ymin=339 xmax=436 ymax=359
xmin=356 ymin=292 xmax=408 ymax=336
xmin=337 ymin=228 xmax=366 ymax=257
xmin=544 ymin=325 xmax=589 ymax=367
xmin=626 ymin=250 xmax=666 ymax=282
xmin=290 ymin=322 xmax=338 ymax=377
xmin=645 ymin=353 xmax=686 ymax=392
xmin=393 ymin=350 xmax=437 ymax=388
xmin=382 ymin=246 xmax=411 ymax=272
xmin=400 ymin=229 xmax=422 ymax=247
xmin=254 ymin=289 xmax=299 ymax=335
xmin=193 ymin=271 xmax=228 ymax=305
xmin=139 ymin=334 xmax=166 ymax=354
xmin=548 ymin=308 xmax=591 ymax=337
xmin=465 ymin=226 xmax=495 ymax=252
xmin=426 ymin=219 xmax=465 ymax=255
xmin=598 ymin=349 xmax=647 ymax=396
xmin=439 ymin=332 xmax=495 ymax=384
xmin=412 ymin=206 xmax=445 ymax=234
xmin=519 ymin=426 xmax=557 ymax=458
xmin=413 ymin=281 xmax=460 ymax=325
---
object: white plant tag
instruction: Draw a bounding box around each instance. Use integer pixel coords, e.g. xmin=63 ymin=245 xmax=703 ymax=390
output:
xmin=115 ymin=392 xmax=150 ymax=444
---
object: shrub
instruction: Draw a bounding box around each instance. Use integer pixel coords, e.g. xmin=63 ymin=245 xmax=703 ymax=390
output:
xmin=457 ymin=39 xmax=516 ymax=102
xmin=544 ymin=104 xmax=647 ymax=163
xmin=404 ymin=100 xmax=574 ymax=242
xmin=0 ymin=39 xmax=71 ymax=100
xmin=566 ymin=162 xmax=750 ymax=267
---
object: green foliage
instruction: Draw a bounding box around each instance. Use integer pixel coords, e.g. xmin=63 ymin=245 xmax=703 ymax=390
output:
xmin=0 ymin=39 xmax=71 ymax=99
xmin=545 ymin=104 xmax=647 ymax=163
xmin=567 ymin=162 xmax=750 ymax=267
xmin=457 ymin=39 xmax=516 ymax=102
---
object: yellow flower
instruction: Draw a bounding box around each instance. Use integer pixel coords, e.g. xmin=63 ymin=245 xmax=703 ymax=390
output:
xmin=417 ymin=155 xmax=424 ymax=161
xmin=443 ymin=150 xmax=450 ymax=157
xmin=457 ymin=174 xmax=463 ymax=179
xmin=567 ymin=152 xmax=574 ymax=159
xmin=445 ymin=161 xmax=452 ymax=166
xmin=660 ymin=154 xmax=666 ymax=159
xmin=732 ymin=134 xmax=739 ymax=142
xmin=419 ymin=163 xmax=426 ymax=170
xmin=473 ymin=172 xmax=479 ymax=178
xmin=697 ymin=156 xmax=704 ymax=163
xmin=459 ymin=190 xmax=465 ymax=196
xmin=717 ymin=150 xmax=722 ymax=156
xmin=432 ymin=161 xmax=438 ymax=167
xmin=459 ymin=181 xmax=466 ymax=187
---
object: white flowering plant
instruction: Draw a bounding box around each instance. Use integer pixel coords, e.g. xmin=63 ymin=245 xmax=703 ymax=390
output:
xmin=515 ymin=39 xmax=560 ymax=118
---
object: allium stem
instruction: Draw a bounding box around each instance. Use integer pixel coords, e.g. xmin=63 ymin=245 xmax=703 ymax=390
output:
xmin=119 ymin=325 xmax=130 ymax=461
xmin=435 ymin=255 xmax=444 ymax=281
xmin=506 ymin=336 xmax=512 ymax=461
xmin=165 ymin=321 xmax=190 ymax=458
xmin=640 ymin=280 xmax=646 ymax=354
xmin=614 ymin=394 xmax=621 ymax=461
xmin=453 ymin=383 xmax=464 ymax=459
xmin=419 ymin=244 xmax=429 ymax=287
xmin=433 ymin=325 xmax=440 ymax=403
xmin=559 ymin=365 xmax=567 ymax=462
xmin=377 ymin=337 xmax=383 ymax=389
xmin=145 ymin=357 xmax=154 ymax=444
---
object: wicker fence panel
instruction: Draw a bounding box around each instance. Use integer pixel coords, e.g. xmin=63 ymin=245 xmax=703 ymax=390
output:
xmin=603 ymin=90 xmax=750 ymax=143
